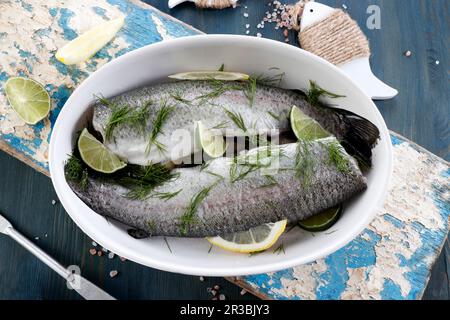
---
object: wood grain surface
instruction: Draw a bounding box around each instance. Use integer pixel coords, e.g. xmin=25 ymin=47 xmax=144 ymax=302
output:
xmin=0 ymin=0 xmax=448 ymax=299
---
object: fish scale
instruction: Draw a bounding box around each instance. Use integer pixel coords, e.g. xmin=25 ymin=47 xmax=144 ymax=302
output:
xmin=68 ymin=141 xmax=367 ymax=237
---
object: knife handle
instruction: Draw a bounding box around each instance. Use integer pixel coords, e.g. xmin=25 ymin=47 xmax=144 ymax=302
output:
xmin=6 ymin=227 xmax=115 ymax=300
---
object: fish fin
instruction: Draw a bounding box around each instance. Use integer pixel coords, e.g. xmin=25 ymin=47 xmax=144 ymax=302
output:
xmin=332 ymin=108 xmax=380 ymax=168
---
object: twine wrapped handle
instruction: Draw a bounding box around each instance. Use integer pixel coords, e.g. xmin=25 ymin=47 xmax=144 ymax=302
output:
xmin=195 ymin=0 xmax=238 ymax=9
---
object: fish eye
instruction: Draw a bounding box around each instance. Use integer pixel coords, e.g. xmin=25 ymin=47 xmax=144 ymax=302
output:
xmin=310 ymin=9 xmax=314 ymax=12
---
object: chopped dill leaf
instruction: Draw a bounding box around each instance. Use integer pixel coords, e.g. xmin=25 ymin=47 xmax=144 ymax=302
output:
xmin=64 ymin=154 xmax=89 ymax=190
xmin=244 ymin=77 xmax=257 ymax=107
xmin=273 ymin=242 xmax=285 ymax=255
xmin=218 ymin=64 xmax=225 ymax=72
xmin=204 ymin=170 xmax=224 ymax=179
xmin=327 ymin=140 xmax=351 ymax=173
xmin=152 ymin=188 xmax=183 ymax=201
xmin=208 ymin=244 xmax=213 ymax=253
xmin=180 ymin=182 xmax=218 ymax=236
xmin=211 ymin=120 xmax=230 ymax=129
xmin=223 ymin=108 xmax=247 ymax=132
xmin=306 ymin=81 xmax=345 ymax=107
xmin=170 ymin=90 xmax=192 ymax=105
xmin=254 ymin=72 xmax=285 ymax=86
xmin=104 ymin=100 xmax=151 ymax=140
xmin=147 ymin=220 xmax=156 ymax=235
xmin=119 ymin=163 xmax=179 ymax=200
xmin=164 ymin=237 xmax=173 ymax=253
xmin=147 ymin=100 xmax=175 ymax=154
xmin=195 ymin=79 xmax=242 ymax=104
xmin=295 ymin=140 xmax=315 ymax=188
xmin=267 ymin=111 xmax=281 ymax=121
xmin=259 ymin=175 xmax=278 ymax=188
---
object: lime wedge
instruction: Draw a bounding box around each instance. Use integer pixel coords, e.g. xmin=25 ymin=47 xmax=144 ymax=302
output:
xmin=55 ymin=17 xmax=125 ymax=65
xmin=196 ymin=121 xmax=227 ymax=158
xmin=290 ymin=105 xmax=331 ymax=140
xmin=78 ymin=128 xmax=126 ymax=173
xmin=207 ymin=220 xmax=287 ymax=253
xmin=4 ymin=77 xmax=51 ymax=125
xmin=298 ymin=205 xmax=342 ymax=232
xmin=169 ymin=71 xmax=250 ymax=81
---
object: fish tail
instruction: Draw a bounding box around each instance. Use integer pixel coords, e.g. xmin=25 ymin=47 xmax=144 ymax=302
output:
xmin=332 ymin=108 xmax=380 ymax=168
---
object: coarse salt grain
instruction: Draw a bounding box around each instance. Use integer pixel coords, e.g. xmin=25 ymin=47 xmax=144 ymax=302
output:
xmin=89 ymin=248 xmax=97 ymax=255
xmin=108 ymin=252 xmax=115 ymax=259
xmin=256 ymin=33 xmax=262 ymax=37
xmin=92 ymin=241 xmax=97 ymax=247
xmin=243 ymin=13 xmax=249 ymax=17
xmin=109 ymin=270 xmax=118 ymax=278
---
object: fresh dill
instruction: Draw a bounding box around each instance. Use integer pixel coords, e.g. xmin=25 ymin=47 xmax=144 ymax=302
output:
xmin=267 ymin=111 xmax=281 ymax=121
xmin=249 ymin=250 xmax=266 ymax=257
xmin=294 ymin=140 xmax=315 ymax=188
xmin=208 ymin=244 xmax=213 ymax=254
xmin=204 ymin=171 xmax=225 ymax=179
xmin=147 ymin=101 xmax=175 ymax=154
xmin=273 ymin=242 xmax=285 ymax=255
xmin=170 ymin=90 xmax=192 ymax=105
xmin=104 ymin=99 xmax=151 ymax=140
xmin=152 ymin=188 xmax=183 ymax=201
xmin=327 ymin=140 xmax=351 ymax=173
xmin=244 ymin=77 xmax=257 ymax=107
xmin=211 ymin=120 xmax=230 ymax=129
xmin=119 ymin=163 xmax=179 ymax=200
xmin=218 ymin=64 xmax=225 ymax=71
xmin=306 ymin=80 xmax=345 ymax=107
xmin=259 ymin=175 xmax=278 ymax=188
xmin=223 ymin=108 xmax=247 ymax=133
xmin=180 ymin=182 xmax=218 ymax=236
xmin=195 ymin=79 xmax=242 ymax=104
xmin=164 ymin=237 xmax=173 ymax=253
xmin=64 ymin=154 xmax=89 ymax=190
xmin=147 ymin=220 xmax=156 ymax=235
xmin=253 ymin=71 xmax=285 ymax=87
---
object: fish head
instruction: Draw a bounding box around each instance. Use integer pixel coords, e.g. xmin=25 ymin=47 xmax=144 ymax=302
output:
xmin=300 ymin=2 xmax=335 ymax=31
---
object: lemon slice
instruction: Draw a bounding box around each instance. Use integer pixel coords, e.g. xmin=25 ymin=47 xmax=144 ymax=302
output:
xmin=4 ymin=77 xmax=51 ymax=125
xmin=78 ymin=128 xmax=126 ymax=173
xmin=55 ymin=17 xmax=125 ymax=65
xmin=207 ymin=220 xmax=287 ymax=253
xmin=298 ymin=206 xmax=342 ymax=232
xmin=290 ymin=105 xmax=331 ymax=140
xmin=168 ymin=71 xmax=250 ymax=81
xmin=195 ymin=121 xmax=227 ymax=158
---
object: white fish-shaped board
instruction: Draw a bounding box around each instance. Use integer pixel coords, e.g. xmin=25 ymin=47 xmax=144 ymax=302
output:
xmin=301 ymin=2 xmax=398 ymax=100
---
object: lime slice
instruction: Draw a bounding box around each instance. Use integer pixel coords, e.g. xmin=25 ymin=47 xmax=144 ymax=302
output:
xmin=290 ymin=105 xmax=331 ymax=140
xmin=207 ymin=220 xmax=287 ymax=253
xmin=195 ymin=121 xmax=227 ymax=158
xmin=55 ymin=17 xmax=125 ymax=65
xmin=298 ymin=206 xmax=342 ymax=232
xmin=4 ymin=77 xmax=51 ymax=125
xmin=78 ymin=128 xmax=126 ymax=173
xmin=168 ymin=71 xmax=250 ymax=81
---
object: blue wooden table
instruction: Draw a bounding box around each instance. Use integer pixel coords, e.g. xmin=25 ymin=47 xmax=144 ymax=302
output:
xmin=0 ymin=0 xmax=448 ymax=299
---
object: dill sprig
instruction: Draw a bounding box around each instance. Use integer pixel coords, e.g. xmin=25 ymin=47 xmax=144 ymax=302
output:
xmin=218 ymin=64 xmax=225 ymax=72
xmin=170 ymin=90 xmax=192 ymax=105
xmin=119 ymin=163 xmax=179 ymax=200
xmin=295 ymin=140 xmax=315 ymax=188
xmin=273 ymin=242 xmax=285 ymax=255
xmin=223 ymin=108 xmax=247 ymax=133
xmin=103 ymin=99 xmax=151 ymax=140
xmin=195 ymin=79 xmax=242 ymax=104
xmin=253 ymin=72 xmax=285 ymax=86
xmin=259 ymin=175 xmax=278 ymax=188
xmin=152 ymin=188 xmax=183 ymax=201
xmin=244 ymin=77 xmax=257 ymax=107
xmin=327 ymin=140 xmax=351 ymax=173
xmin=180 ymin=182 xmax=218 ymax=236
xmin=267 ymin=111 xmax=281 ymax=121
xmin=306 ymin=81 xmax=345 ymax=107
xmin=64 ymin=154 xmax=89 ymax=190
xmin=211 ymin=120 xmax=230 ymax=129
xmin=147 ymin=101 xmax=175 ymax=154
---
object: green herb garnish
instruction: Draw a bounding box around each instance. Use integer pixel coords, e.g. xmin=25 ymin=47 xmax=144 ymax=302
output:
xmin=327 ymin=140 xmax=351 ymax=173
xmin=223 ymin=108 xmax=247 ymax=133
xmin=119 ymin=163 xmax=179 ymax=200
xmin=152 ymin=188 xmax=183 ymax=201
xmin=180 ymin=182 xmax=218 ymax=236
xmin=64 ymin=154 xmax=89 ymax=190
xmin=244 ymin=77 xmax=257 ymax=107
xmin=306 ymin=81 xmax=345 ymax=107
xmin=147 ymin=101 xmax=175 ymax=153
xmin=218 ymin=64 xmax=225 ymax=72
xmin=267 ymin=111 xmax=281 ymax=121
xmin=273 ymin=242 xmax=285 ymax=255
xmin=294 ymin=140 xmax=315 ymax=188
xmin=170 ymin=90 xmax=192 ymax=105
xmin=104 ymin=99 xmax=151 ymax=140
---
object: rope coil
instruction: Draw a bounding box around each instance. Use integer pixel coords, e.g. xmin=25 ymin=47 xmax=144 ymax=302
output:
xmin=195 ymin=0 xmax=238 ymax=9
xmin=299 ymin=9 xmax=371 ymax=65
